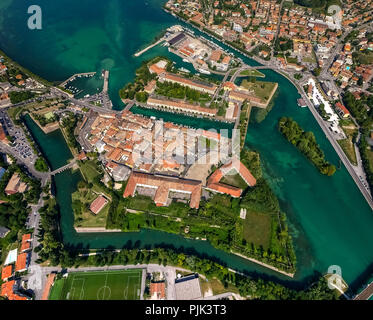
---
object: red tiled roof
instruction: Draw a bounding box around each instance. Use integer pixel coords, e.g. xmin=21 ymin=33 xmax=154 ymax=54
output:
xmin=77 ymin=151 xmax=87 ymax=161
xmin=335 ymin=102 xmax=350 ymax=115
xmin=150 ymin=282 xmax=166 ymax=299
xmin=149 ymin=64 xmax=166 ymax=75
xmin=124 ymin=172 xmax=202 ymax=209
xmin=207 ymin=157 xmax=257 ymax=197
xmin=1 ymin=265 xmax=13 ymax=281
xmin=20 ymin=241 xmax=31 ymax=253
xmin=162 ymin=73 xmax=217 ymax=93
xmin=1 ymin=281 xmax=28 ymax=300
xmin=15 ymin=253 xmax=28 ymax=272
xmin=208 ymin=183 xmax=242 ymax=198
xmin=90 ymin=195 xmax=108 ymax=215
xmin=22 ymin=234 xmax=31 ymax=242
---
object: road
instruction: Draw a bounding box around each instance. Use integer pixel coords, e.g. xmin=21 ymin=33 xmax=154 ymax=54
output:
xmin=270 ymin=0 xmax=285 ymax=60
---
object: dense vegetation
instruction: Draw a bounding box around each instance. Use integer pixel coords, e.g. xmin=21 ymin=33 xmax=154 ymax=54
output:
xmin=119 ymin=57 xmax=170 ymax=101
xmin=9 ymin=91 xmax=35 ymax=104
xmin=279 ymin=117 xmax=336 ymax=176
xmin=32 ymin=112 xmax=57 ymax=127
xmin=35 ymin=198 xmax=64 ymax=265
xmin=0 ymin=162 xmax=41 ymax=254
xmin=294 ymin=0 xmax=341 ymax=10
xmin=34 ymin=157 xmax=49 ymax=172
xmin=343 ymin=91 xmax=373 ymax=128
xmin=155 ymin=81 xmax=211 ymax=104
xmin=358 ymin=132 xmax=373 ymax=195
xmin=342 ymin=92 xmax=373 ymax=193
xmin=60 ymin=112 xmax=81 ymax=151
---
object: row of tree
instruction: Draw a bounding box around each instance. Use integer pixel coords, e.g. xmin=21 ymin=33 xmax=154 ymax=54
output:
xmin=155 ymin=81 xmax=211 ymax=103
xmin=279 ymin=117 xmax=336 ymax=176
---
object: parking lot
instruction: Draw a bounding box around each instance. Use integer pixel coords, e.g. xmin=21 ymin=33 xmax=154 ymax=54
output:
xmin=0 ymin=109 xmax=36 ymax=163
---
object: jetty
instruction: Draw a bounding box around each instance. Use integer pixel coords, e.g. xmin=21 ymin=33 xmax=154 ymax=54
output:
xmin=103 ymin=70 xmax=109 ymax=93
xmin=354 ymin=281 xmax=373 ymax=300
xmin=134 ymin=38 xmax=164 ymax=57
xmin=60 ymin=72 xmax=96 ymax=88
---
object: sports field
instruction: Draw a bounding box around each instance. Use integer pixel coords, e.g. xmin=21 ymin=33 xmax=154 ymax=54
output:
xmin=49 ymin=269 xmax=143 ymax=300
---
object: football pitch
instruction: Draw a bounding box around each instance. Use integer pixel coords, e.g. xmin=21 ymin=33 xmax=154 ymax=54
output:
xmin=49 ymin=269 xmax=143 ymax=300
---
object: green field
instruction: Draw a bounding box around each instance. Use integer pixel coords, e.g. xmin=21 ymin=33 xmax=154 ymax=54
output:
xmin=242 ymin=210 xmax=271 ymax=249
xmin=79 ymin=160 xmax=102 ymax=183
xmin=337 ymin=139 xmax=357 ymax=166
xmin=72 ymin=188 xmax=110 ymax=228
xmin=220 ymin=170 xmax=248 ymax=190
xmin=240 ymin=80 xmax=277 ymax=102
xmin=49 ymin=269 xmax=143 ymax=300
xmin=239 ymin=69 xmax=265 ymax=78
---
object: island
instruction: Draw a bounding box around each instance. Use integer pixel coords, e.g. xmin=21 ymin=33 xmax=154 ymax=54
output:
xmin=279 ymin=117 xmax=336 ymax=176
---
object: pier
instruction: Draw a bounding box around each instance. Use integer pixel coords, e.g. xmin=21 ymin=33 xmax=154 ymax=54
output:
xmin=103 ymin=70 xmax=109 ymax=93
xmin=60 ymin=72 xmax=96 ymax=88
xmin=354 ymin=281 xmax=373 ymax=300
xmin=134 ymin=38 xmax=164 ymax=57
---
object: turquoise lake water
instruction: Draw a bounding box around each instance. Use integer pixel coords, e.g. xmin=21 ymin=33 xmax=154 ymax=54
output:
xmin=1 ymin=0 xmax=372 ymax=290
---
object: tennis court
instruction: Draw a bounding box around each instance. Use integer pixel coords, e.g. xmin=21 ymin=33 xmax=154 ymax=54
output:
xmin=49 ymin=269 xmax=143 ymax=300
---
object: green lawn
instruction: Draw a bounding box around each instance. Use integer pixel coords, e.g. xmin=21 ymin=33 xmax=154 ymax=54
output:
xmin=220 ymin=170 xmax=248 ymax=190
xmin=200 ymin=278 xmax=240 ymax=296
xmin=367 ymin=149 xmax=373 ymax=172
xmin=72 ymin=188 xmax=110 ymax=228
xmin=337 ymin=139 xmax=357 ymax=166
xmin=302 ymin=55 xmax=316 ymax=63
xmin=354 ymin=51 xmax=373 ymax=65
xmin=7 ymin=106 xmax=24 ymax=121
xmin=239 ymin=69 xmax=265 ymax=78
xmin=240 ymin=80 xmax=277 ymax=102
xmin=49 ymin=269 xmax=143 ymax=300
xmin=286 ymin=57 xmax=298 ymax=64
xmin=242 ymin=210 xmax=271 ymax=249
xmin=79 ymin=160 xmax=102 ymax=183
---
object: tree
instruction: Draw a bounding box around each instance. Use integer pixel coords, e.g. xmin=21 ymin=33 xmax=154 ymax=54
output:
xmin=313 ymin=67 xmax=321 ymax=77
xmin=34 ymin=157 xmax=49 ymax=172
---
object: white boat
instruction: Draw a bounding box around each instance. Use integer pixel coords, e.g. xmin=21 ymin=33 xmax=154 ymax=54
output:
xmin=182 ymin=58 xmax=189 ymax=63
xmin=198 ymin=68 xmax=211 ymax=75
xmin=179 ymin=67 xmax=190 ymax=73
